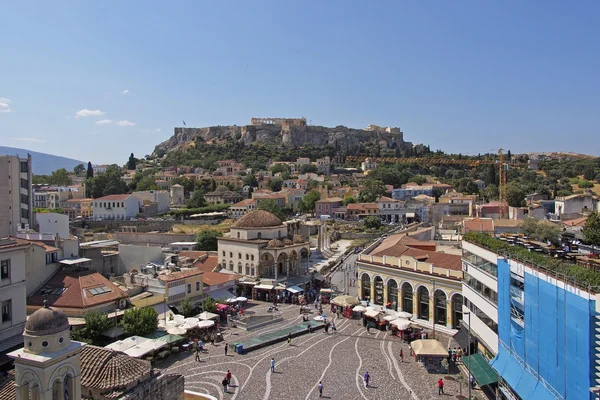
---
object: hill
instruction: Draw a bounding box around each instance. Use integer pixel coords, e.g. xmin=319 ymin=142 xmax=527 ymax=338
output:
xmin=0 ymin=146 xmax=84 ymax=175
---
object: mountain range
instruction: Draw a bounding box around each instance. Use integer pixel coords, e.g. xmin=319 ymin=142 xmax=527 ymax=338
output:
xmin=0 ymin=146 xmax=84 ymax=175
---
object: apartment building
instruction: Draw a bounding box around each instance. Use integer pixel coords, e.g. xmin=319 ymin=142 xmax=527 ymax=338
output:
xmin=92 ymin=194 xmax=142 ymax=220
xmin=0 ymin=155 xmax=33 ymax=237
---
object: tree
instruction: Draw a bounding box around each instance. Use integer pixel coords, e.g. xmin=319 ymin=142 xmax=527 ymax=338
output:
xmin=179 ymin=298 xmax=196 ymax=318
xmin=85 ymin=164 xmax=128 ymax=198
xmin=484 ymin=165 xmax=497 ymax=186
xmin=127 ymin=153 xmax=137 ymax=170
xmin=187 ymin=190 xmax=207 ymax=208
xmin=210 ymin=179 xmax=217 ymax=192
xmin=342 ymin=195 xmax=356 ymax=206
xmin=300 ymin=164 xmax=318 ymax=174
xmin=578 ymin=180 xmax=594 ymax=189
xmin=257 ymin=199 xmax=286 ymax=221
xmin=583 ymin=166 xmax=596 ymax=181
xmin=535 ymin=222 xmax=561 ymax=245
xmin=519 ymin=217 xmax=539 ymax=237
xmin=199 ymin=297 xmax=219 ymax=313
xmin=121 ymin=307 xmax=158 ymax=336
xmin=358 ymin=179 xmax=386 ymax=203
xmin=298 ymin=191 xmax=321 ymax=214
xmin=363 ymin=216 xmax=382 ymax=229
xmin=483 ymin=184 xmax=499 ymax=201
xmin=270 ymin=164 xmax=291 ymax=176
xmin=73 ymin=163 xmax=85 ymax=175
xmin=269 ymin=177 xmax=283 ymax=192
xmin=173 ymin=176 xmax=195 ymax=195
xmin=86 ymin=161 xmax=94 ymax=178
xmin=136 ymin=176 xmax=159 ymax=191
xmin=84 ymin=310 xmax=112 ymax=343
xmin=412 ymin=175 xmax=427 ymax=185
xmin=49 ymin=168 xmax=72 ymax=186
xmin=244 ymin=174 xmax=258 ymax=188
xmin=506 ymin=182 xmax=526 ymax=207
xmin=196 ymin=230 xmax=222 ymax=251
xmin=583 ymin=212 xmax=600 ymax=246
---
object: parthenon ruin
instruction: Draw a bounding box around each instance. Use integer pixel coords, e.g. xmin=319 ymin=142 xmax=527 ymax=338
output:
xmin=251 ymin=117 xmax=307 ymax=128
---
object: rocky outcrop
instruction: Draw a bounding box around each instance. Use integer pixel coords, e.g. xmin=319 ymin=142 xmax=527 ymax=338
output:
xmin=153 ymin=124 xmax=413 ymax=156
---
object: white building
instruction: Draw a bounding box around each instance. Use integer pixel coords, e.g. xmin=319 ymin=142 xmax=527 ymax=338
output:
xmin=461 ymin=240 xmax=499 ymax=356
xmin=93 ymin=194 xmax=141 ymax=220
xmin=35 ymin=212 xmax=70 ymax=239
xmin=0 ymin=155 xmax=33 ymax=237
xmin=554 ymin=193 xmax=596 ymax=218
xmin=0 ymin=238 xmax=29 ymax=360
xmin=133 ymin=190 xmax=170 ymax=213
xmin=170 ymin=184 xmax=185 ymax=205
xmin=361 ymin=158 xmax=378 ymax=172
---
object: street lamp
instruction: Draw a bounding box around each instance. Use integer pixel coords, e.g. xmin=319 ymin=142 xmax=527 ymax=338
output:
xmin=463 ymin=311 xmax=472 ymax=400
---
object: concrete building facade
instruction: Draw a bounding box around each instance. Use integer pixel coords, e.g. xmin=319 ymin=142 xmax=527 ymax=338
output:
xmin=0 ymin=155 xmax=33 ymax=237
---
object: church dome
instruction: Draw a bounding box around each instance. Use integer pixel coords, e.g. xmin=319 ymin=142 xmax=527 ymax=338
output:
xmin=293 ymin=234 xmax=305 ymax=243
xmin=283 ymin=238 xmax=293 ymax=245
xmin=25 ymin=303 xmax=69 ymax=336
xmin=233 ymin=210 xmax=283 ymax=228
xmin=268 ymin=239 xmax=284 ymax=248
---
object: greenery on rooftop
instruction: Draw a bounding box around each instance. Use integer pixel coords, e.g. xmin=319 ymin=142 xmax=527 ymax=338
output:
xmin=463 ymin=231 xmax=600 ymax=291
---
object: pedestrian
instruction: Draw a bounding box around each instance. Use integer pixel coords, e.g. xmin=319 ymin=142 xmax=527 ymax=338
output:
xmin=447 ymin=347 xmax=452 ymax=363
xmin=224 ymin=343 xmax=229 ymax=356
xmin=452 ymin=347 xmax=457 ymax=363
xmin=195 ymin=347 xmax=201 ymax=362
xmin=226 ymin=370 xmax=232 ymax=385
xmin=331 ymin=321 xmax=336 ymax=333
xmin=317 ymin=381 xmax=324 ymax=397
xmin=308 ymin=324 xmax=312 ymax=333
xmin=363 ymin=371 xmax=370 ymax=388
xmin=438 ymin=378 xmax=444 ymax=395
xmin=409 ymin=344 xmax=413 ymax=356
xmin=270 ymin=358 xmax=275 ymax=373
xmin=288 ymin=333 xmax=292 ymax=345
xmin=400 ymin=349 xmax=404 ymax=362
xmin=457 ymin=347 xmax=463 ymax=361
xmin=366 ymin=323 xmax=370 ymax=333
xmin=469 ymin=375 xmax=476 ymax=388
xmin=211 ymin=334 xmax=215 ymax=346
xmin=222 ymin=377 xmax=228 ymax=393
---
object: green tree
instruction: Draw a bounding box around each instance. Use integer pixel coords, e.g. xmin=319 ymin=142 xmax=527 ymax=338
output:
xmin=342 ymin=195 xmax=356 ymax=206
xmin=583 ymin=212 xmax=600 ymax=246
xmin=49 ymin=168 xmax=72 ymax=186
xmin=484 ymin=164 xmax=498 ymax=186
xmin=121 ymin=307 xmax=158 ymax=336
xmin=85 ymin=164 xmax=129 ymax=198
xmin=519 ymin=217 xmax=539 ymax=237
xmin=187 ymin=190 xmax=207 ymax=208
xmin=363 ymin=216 xmax=382 ymax=229
xmin=210 ymin=179 xmax=217 ymax=191
xmin=199 ymin=297 xmax=219 ymax=313
xmin=257 ymin=199 xmax=286 ymax=221
xmin=483 ymin=184 xmax=499 ymax=201
xmin=136 ymin=176 xmax=159 ymax=191
xmin=583 ymin=166 xmax=596 ymax=181
xmin=298 ymin=191 xmax=321 ymax=214
xmin=196 ymin=230 xmax=223 ymax=251
xmin=269 ymin=177 xmax=283 ymax=192
xmin=173 ymin=177 xmax=195 ymax=195
xmin=578 ymin=180 xmax=594 ymax=189
xmin=86 ymin=161 xmax=94 ymax=178
xmin=73 ymin=163 xmax=85 ymax=175
xmin=127 ymin=153 xmax=137 ymax=170
xmin=358 ymin=179 xmax=386 ymax=203
xmin=244 ymin=174 xmax=258 ymax=188
xmin=412 ymin=175 xmax=427 ymax=185
xmin=506 ymin=182 xmax=526 ymax=207
xmin=535 ymin=222 xmax=562 ymax=245
xmin=179 ymin=298 xmax=196 ymax=318
xmin=300 ymin=164 xmax=318 ymax=174
xmin=270 ymin=164 xmax=291 ymax=176
xmin=84 ymin=310 xmax=112 ymax=343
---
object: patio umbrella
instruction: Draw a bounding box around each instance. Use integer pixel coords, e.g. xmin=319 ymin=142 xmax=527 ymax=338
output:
xmin=184 ymin=317 xmax=199 ymax=324
xmin=397 ymin=311 xmax=413 ymax=319
xmin=198 ymin=320 xmax=215 ymax=329
xmin=167 ymin=326 xmax=186 ymax=335
xmin=182 ymin=321 xmax=199 ymax=330
xmin=226 ymin=297 xmax=238 ymax=303
xmin=332 ymin=295 xmax=360 ymax=307
xmin=198 ymin=311 xmax=218 ymax=321
xmin=390 ymin=318 xmax=411 ymax=330
xmin=313 ymin=315 xmax=326 ymax=321
xmin=236 ymin=296 xmax=248 ymax=302
xmin=352 ymin=305 xmax=366 ymax=312
xmin=383 ymin=315 xmax=397 ymax=321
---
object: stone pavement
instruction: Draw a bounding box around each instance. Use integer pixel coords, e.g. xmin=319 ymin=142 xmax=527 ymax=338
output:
xmin=158 ymin=302 xmax=475 ymax=400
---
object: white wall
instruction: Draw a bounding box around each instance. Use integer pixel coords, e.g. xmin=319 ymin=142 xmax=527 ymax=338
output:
xmin=462 ymin=304 xmax=499 ymax=355
xmin=93 ymin=195 xmax=141 ymax=220
xmin=0 ymin=246 xmax=28 ymax=341
xmin=118 ymin=244 xmax=163 ymax=272
xmin=35 ymin=212 xmax=70 ymax=239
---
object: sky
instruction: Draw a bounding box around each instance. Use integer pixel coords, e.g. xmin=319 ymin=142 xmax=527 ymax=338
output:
xmin=1 ymin=1 xmax=599 ymax=164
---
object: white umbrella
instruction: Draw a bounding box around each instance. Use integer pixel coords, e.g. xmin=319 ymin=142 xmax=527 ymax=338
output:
xmin=198 ymin=320 xmax=215 ymax=329
xmin=226 ymin=298 xmax=238 ymax=303
xmin=313 ymin=315 xmax=326 ymax=321
xmin=383 ymin=315 xmax=397 ymax=321
xmin=184 ymin=317 xmax=199 ymax=324
xmin=236 ymin=296 xmax=248 ymax=302
xmin=397 ymin=311 xmax=412 ymax=319
xmin=167 ymin=326 xmax=186 ymax=335
xmin=182 ymin=321 xmax=199 ymax=330
xmin=352 ymin=305 xmax=366 ymax=312
xmin=390 ymin=318 xmax=411 ymax=330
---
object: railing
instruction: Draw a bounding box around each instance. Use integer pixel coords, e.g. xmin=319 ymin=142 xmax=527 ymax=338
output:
xmin=358 ymin=254 xmax=462 ymax=279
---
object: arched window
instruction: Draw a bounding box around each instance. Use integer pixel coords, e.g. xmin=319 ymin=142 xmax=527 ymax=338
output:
xmin=402 ymin=283 xmax=413 ymax=313
xmin=257 ymin=232 xmax=262 ymax=239
xmin=237 ymin=232 xmax=240 ymax=239
xmin=222 ymin=251 xmax=225 ymax=256
xmin=434 ymin=290 xmax=447 ymax=325
xmin=238 ymin=253 xmax=242 ymax=259
xmin=387 ymin=280 xmax=398 ymax=311
xmin=361 ymin=274 xmax=371 ymax=300
xmin=373 ymin=276 xmax=384 ymax=305
xmin=418 ymin=286 xmax=430 ymax=320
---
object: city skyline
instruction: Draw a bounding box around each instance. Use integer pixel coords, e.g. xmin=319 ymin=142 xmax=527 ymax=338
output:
xmin=1 ymin=1 xmax=599 ymax=164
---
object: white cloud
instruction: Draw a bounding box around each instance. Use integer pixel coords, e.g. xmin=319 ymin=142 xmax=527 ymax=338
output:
xmin=122 ymin=89 xmax=130 ymax=95
xmin=116 ymin=120 xmax=135 ymax=127
xmin=96 ymin=119 xmax=113 ymax=125
xmin=10 ymin=137 xmax=47 ymax=143
xmin=76 ymin=109 xmax=105 ymax=118
xmin=0 ymin=97 xmax=12 ymax=113
xmin=155 ymin=128 xmax=162 ymax=132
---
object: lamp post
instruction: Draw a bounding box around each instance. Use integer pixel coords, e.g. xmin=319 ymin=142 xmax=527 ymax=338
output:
xmin=431 ymin=279 xmax=436 ymax=339
xmin=464 ymin=311 xmax=472 ymax=400
xmin=114 ymin=308 xmax=120 ymax=338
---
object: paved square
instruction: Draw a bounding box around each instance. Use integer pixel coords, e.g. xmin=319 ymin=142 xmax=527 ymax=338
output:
xmin=158 ymin=302 xmax=473 ymax=400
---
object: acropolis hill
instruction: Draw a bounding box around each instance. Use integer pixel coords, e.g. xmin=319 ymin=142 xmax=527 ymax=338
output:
xmin=153 ymin=118 xmax=418 ymax=156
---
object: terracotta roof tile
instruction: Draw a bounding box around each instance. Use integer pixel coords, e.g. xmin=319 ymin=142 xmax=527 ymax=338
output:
xmin=203 ymin=271 xmax=242 ymax=286
xmin=96 ymin=194 xmax=133 ymax=201
xmin=29 ymin=241 xmax=59 ymax=253
xmin=80 ymin=345 xmax=151 ymax=391
xmin=29 ymin=270 xmax=126 ymax=309
xmin=192 ymin=255 xmax=220 ymax=273
xmin=0 ymin=371 xmax=15 ymax=400
xmin=158 ymin=267 xmax=203 ymax=282
xmin=0 ymin=236 xmax=32 ymax=250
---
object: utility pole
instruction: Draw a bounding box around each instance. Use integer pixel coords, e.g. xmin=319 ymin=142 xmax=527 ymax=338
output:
xmin=464 ymin=311 xmax=472 ymax=400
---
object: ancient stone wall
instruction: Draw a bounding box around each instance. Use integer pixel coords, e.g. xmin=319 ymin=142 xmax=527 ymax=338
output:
xmin=120 ymin=374 xmax=185 ymax=400
xmin=74 ymin=220 xmax=177 ymax=232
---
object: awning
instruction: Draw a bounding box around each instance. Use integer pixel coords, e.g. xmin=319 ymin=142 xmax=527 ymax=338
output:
xmin=462 ymin=353 xmax=498 ymax=387
xmin=411 ymin=339 xmax=448 ymax=357
xmin=156 ymin=334 xmax=186 ymax=344
xmin=209 ymin=288 xmax=235 ymax=300
xmin=452 ymin=327 xmax=474 ymax=350
xmin=254 ymin=284 xmax=275 ymax=290
xmin=0 ymin=332 xmax=23 ymax=353
xmin=364 ymin=309 xmax=381 ymax=318
xmin=313 ymin=274 xmax=326 ymax=281
xmin=287 ymin=285 xmax=304 ymax=294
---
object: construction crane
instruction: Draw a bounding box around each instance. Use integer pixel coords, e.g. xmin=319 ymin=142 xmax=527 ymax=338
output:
xmin=346 ymin=150 xmax=527 ymax=218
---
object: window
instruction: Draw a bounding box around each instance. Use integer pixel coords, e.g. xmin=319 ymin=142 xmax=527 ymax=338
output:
xmin=229 ymin=252 xmax=233 ymax=258
xmin=251 ymin=255 xmax=255 ymax=261
xmin=187 ymin=284 xmax=191 ymax=294
xmin=196 ymin=281 xmax=200 ymax=291
xmin=20 ymin=161 xmax=28 ymax=173
xmin=1 ymin=260 xmax=9 ymax=279
xmin=20 ymin=178 xmax=28 ymax=189
xmin=20 ymin=194 xmax=29 ymax=205
xmin=463 ymin=272 xmax=498 ymax=305
xmin=222 ymin=251 xmax=225 ymax=256
xmin=1 ymin=300 xmax=11 ymax=322
xmin=246 ymin=254 xmax=249 ymax=260
xmin=88 ymin=286 xmax=110 ymax=296
xmin=237 ymin=232 xmax=240 ymax=239
xmin=20 ymin=208 xmax=28 ymax=219
xmin=238 ymin=253 xmax=241 ymax=259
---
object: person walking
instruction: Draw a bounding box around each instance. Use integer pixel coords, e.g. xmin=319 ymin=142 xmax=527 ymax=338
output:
xmin=226 ymin=370 xmax=232 ymax=386
xmin=400 ymin=349 xmax=404 ymax=362
xmin=363 ymin=371 xmax=370 ymax=388
xmin=331 ymin=321 xmax=336 ymax=333
xmin=288 ymin=333 xmax=292 ymax=345
xmin=270 ymin=358 xmax=275 ymax=373
xmin=366 ymin=323 xmax=370 ymax=333
xmin=317 ymin=381 xmax=324 ymax=397
xmin=195 ymin=347 xmax=201 ymax=362
xmin=438 ymin=378 xmax=444 ymax=395
xmin=222 ymin=377 xmax=228 ymax=393
xmin=224 ymin=343 xmax=228 ymax=356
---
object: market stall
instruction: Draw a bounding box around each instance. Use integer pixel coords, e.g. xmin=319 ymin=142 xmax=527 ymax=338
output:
xmin=411 ymin=339 xmax=449 ymax=373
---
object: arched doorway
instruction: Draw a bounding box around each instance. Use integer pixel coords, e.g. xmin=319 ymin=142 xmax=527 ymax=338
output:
xmin=373 ymin=276 xmax=384 ymax=305
xmin=289 ymin=250 xmax=298 ymax=274
xmin=451 ymin=294 xmax=464 ymax=329
xmin=361 ymin=273 xmax=371 ymax=300
xmin=387 ymin=279 xmax=398 ymax=311
xmin=401 ymin=282 xmax=413 ymax=313
xmin=277 ymin=253 xmax=288 ymax=275
xmin=261 ymin=253 xmax=275 ymax=277
xmin=417 ymin=286 xmax=430 ymax=320
xmin=434 ymin=290 xmax=447 ymax=326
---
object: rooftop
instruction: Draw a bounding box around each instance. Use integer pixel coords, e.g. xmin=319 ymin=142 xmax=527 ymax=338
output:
xmin=203 ymin=271 xmax=241 ymax=286
xmin=95 ymin=194 xmax=133 ymax=201
xmin=158 ymin=267 xmax=204 ymax=282
xmin=232 ymin=210 xmax=284 ymax=229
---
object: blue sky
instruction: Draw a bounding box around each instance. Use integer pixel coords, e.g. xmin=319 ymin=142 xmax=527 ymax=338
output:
xmin=1 ymin=1 xmax=599 ymax=165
